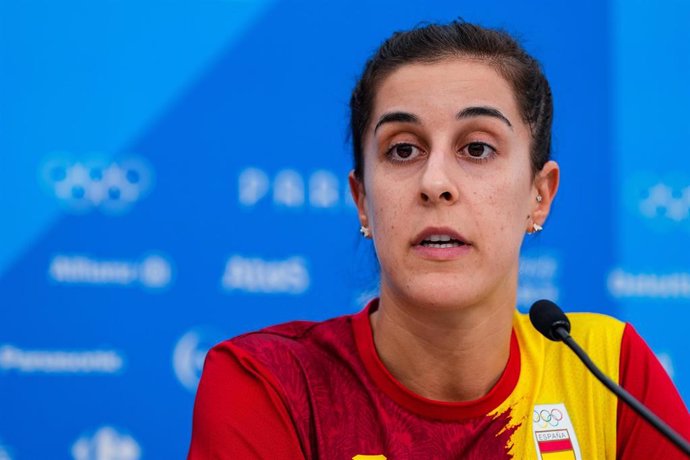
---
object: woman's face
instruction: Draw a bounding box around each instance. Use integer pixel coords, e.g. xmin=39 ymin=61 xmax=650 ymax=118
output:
xmin=350 ymin=57 xmax=558 ymax=312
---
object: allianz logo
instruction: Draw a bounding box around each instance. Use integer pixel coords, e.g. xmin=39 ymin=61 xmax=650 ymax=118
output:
xmin=608 ymin=268 xmax=690 ymax=299
xmin=0 ymin=345 xmax=124 ymax=375
xmin=72 ymin=426 xmax=140 ymax=460
xmin=49 ymin=253 xmax=173 ymax=290
xmin=173 ymin=328 xmax=223 ymax=392
xmin=238 ymin=167 xmax=356 ymax=210
xmin=40 ymin=155 xmax=153 ymax=214
xmin=222 ymin=255 xmax=309 ymax=294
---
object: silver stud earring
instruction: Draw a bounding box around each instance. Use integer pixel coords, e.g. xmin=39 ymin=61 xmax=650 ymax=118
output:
xmin=359 ymin=225 xmax=371 ymax=238
xmin=531 ymin=223 xmax=543 ymax=233
xmin=536 ymin=195 xmax=543 ymax=203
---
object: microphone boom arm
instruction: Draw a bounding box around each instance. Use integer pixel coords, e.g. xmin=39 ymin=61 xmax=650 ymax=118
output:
xmin=554 ymin=327 xmax=690 ymax=457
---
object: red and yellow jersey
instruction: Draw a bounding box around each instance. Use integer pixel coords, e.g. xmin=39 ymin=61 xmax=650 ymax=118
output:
xmin=499 ymin=312 xmax=624 ymax=460
xmin=188 ymin=300 xmax=690 ymax=459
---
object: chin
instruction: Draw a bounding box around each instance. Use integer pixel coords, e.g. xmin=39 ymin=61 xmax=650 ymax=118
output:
xmin=412 ymin=290 xmax=484 ymax=312
xmin=386 ymin=272 xmax=491 ymax=312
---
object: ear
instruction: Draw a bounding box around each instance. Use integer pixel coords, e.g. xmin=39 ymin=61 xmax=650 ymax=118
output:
xmin=529 ymin=160 xmax=560 ymax=230
xmin=348 ymin=170 xmax=369 ymax=228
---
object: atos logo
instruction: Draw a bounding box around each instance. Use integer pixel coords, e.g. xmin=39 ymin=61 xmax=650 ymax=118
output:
xmin=626 ymin=174 xmax=690 ymax=230
xmin=238 ymin=167 xmax=355 ymax=211
xmin=173 ymin=328 xmax=223 ymax=392
xmin=41 ymin=155 xmax=154 ymax=214
xmin=72 ymin=426 xmax=140 ymax=460
xmin=221 ymin=255 xmax=310 ymax=294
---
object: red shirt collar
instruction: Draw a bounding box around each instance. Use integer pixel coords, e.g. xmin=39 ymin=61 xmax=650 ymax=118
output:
xmin=352 ymin=298 xmax=521 ymax=421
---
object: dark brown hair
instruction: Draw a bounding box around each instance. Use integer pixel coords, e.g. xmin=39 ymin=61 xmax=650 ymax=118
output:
xmin=349 ymin=20 xmax=552 ymax=179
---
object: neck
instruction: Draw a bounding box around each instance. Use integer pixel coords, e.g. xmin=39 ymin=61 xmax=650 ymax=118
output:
xmin=370 ymin=290 xmax=515 ymax=402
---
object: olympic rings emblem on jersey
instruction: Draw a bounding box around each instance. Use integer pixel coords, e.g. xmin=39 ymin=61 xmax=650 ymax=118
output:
xmin=532 ymin=408 xmax=564 ymax=428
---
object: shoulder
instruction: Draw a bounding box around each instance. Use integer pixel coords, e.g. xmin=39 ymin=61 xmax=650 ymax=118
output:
xmin=615 ymin=323 xmax=690 ymax=457
xmin=206 ymin=312 xmax=357 ymax=383
xmin=229 ymin=312 xmax=354 ymax=356
xmin=567 ymin=311 xmax=627 ymax=345
xmin=199 ymin=311 xmax=362 ymax=455
xmin=514 ymin=310 xmax=626 ymax=347
xmin=565 ymin=311 xmax=624 ymax=330
xmin=513 ymin=310 xmax=628 ymax=384
xmin=190 ymin=326 xmax=312 ymax=459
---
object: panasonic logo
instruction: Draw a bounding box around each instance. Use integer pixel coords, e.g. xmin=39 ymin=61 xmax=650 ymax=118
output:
xmin=0 ymin=345 xmax=124 ymax=374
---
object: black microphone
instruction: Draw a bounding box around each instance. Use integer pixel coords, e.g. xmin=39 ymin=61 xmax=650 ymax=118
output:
xmin=529 ymin=299 xmax=690 ymax=457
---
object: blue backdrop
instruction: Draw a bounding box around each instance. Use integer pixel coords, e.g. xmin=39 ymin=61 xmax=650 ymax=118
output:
xmin=1 ymin=0 xmax=688 ymax=458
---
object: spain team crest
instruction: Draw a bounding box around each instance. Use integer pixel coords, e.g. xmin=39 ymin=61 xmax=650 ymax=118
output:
xmin=532 ymin=403 xmax=582 ymax=460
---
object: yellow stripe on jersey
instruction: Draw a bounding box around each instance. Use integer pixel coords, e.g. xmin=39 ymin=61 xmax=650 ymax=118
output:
xmin=490 ymin=311 xmax=626 ymax=459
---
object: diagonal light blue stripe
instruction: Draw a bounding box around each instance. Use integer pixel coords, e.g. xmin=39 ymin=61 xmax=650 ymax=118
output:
xmin=0 ymin=0 xmax=277 ymax=277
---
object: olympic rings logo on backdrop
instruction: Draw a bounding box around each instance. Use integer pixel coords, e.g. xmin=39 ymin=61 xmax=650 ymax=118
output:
xmin=533 ymin=408 xmax=564 ymax=429
xmin=40 ymin=154 xmax=154 ymax=214
xmin=624 ymin=173 xmax=690 ymax=231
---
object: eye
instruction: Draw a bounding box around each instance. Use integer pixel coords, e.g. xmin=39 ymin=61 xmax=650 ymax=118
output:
xmin=386 ymin=143 xmax=423 ymax=162
xmin=461 ymin=142 xmax=496 ymax=162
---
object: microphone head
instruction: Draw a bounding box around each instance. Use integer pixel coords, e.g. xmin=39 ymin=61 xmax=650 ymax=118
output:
xmin=529 ymin=299 xmax=571 ymax=342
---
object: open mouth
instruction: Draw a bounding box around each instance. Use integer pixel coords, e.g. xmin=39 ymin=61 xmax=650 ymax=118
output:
xmin=418 ymin=235 xmax=468 ymax=248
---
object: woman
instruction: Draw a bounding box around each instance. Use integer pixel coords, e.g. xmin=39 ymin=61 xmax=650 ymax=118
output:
xmin=188 ymin=21 xmax=690 ymax=459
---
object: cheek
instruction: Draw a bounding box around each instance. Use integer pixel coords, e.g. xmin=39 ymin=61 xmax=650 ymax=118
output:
xmin=481 ymin=177 xmax=530 ymax=238
xmin=365 ymin=185 xmax=409 ymax=260
xmin=364 ymin=164 xmax=402 ymax=230
xmin=368 ymin=190 xmax=402 ymax=236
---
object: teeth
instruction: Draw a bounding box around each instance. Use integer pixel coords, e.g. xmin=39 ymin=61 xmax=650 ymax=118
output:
xmin=421 ymin=242 xmax=463 ymax=248
xmin=428 ymin=234 xmax=452 ymax=242
xmin=419 ymin=233 xmax=467 ymax=248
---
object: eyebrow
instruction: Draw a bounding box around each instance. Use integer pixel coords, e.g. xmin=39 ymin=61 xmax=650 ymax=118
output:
xmin=457 ymin=106 xmax=513 ymax=129
xmin=374 ymin=112 xmax=419 ymax=133
xmin=373 ymin=106 xmax=513 ymax=134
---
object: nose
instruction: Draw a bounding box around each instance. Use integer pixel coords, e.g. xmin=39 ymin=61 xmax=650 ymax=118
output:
xmin=419 ymin=151 xmax=459 ymax=205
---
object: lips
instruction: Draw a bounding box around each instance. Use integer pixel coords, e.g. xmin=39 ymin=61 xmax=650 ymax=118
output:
xmin=412 ymin=227 xmax=471 ymax=247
